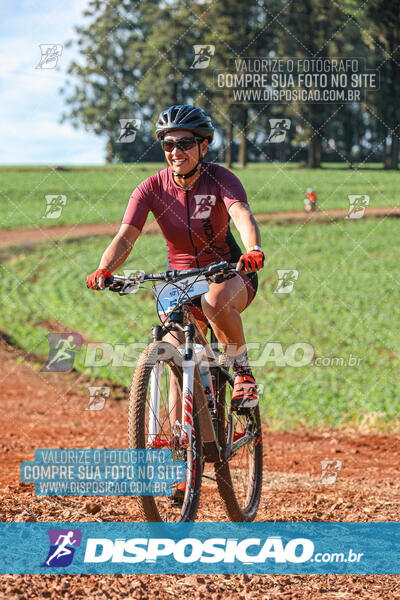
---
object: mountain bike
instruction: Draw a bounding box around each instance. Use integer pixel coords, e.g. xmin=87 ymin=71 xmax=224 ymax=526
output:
xmin=105 ymin=261 xmax=263 ymax=522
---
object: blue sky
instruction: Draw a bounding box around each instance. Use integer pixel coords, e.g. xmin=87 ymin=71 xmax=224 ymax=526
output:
xmin=0 ymin=0 xmax=105 ymax=164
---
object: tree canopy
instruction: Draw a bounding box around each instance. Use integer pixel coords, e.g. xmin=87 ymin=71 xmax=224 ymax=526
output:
xmin=61 ymin=0 xmax=399 ymax=168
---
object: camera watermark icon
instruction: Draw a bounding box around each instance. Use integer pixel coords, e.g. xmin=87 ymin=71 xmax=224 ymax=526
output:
xmin=318 ymin=459 xmax=342 ymax=485
xmin=345 ymin=195 xmax=369 ymax=219
xmin=118 ymin=119 xmax=141 ymax=143
xmin=36 ymin=44 xmax=63 ymax=69
xmin=267 ymin=118 xmax=291 ymax=143
xmin=274 ymin=270 xmax=299 ymax=294
xmin=192 ymin=194 xmax=216 ymax=219
xmin=41 ymin=333 xmax=82 ymax=372
xmin=119 ymin=269 xmax=145 ymax=294
xmin=191 ymin=45 xmax=215 ymax=69
xmin=86 ymin=386 xmax=110 ymax=411
xmin=42 ymin=195 xmax=67 ymax=219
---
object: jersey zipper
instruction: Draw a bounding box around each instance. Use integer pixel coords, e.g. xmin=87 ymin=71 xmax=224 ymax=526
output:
xmin=185 ymin=189 xmax=199 ymax=267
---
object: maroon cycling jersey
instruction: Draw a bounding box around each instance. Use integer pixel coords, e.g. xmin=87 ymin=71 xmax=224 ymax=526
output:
xmin=122 ymin=162 xmax=248 ymax=269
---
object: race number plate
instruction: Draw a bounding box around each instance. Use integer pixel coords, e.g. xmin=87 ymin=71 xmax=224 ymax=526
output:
xmin=152 ymin=275 xmax=209 ymax=316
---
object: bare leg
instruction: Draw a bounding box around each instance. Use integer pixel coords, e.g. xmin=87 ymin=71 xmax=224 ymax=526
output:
xmin=202 ymin=275 xmax=258 ymax=409
xmin=201 ymin=274 xmax=248 ymax=357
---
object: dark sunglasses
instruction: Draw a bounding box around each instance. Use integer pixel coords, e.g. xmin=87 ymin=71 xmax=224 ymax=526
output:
xmin=161 ymin=137 xmax=202 ymax=152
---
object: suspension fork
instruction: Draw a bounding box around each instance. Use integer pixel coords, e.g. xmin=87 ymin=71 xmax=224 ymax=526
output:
xmin=181 ymin=323 xmax=195 ymax=445
xmin=148 ymin=361 xmax=162 ymax=446
xmin=147 ymin=326 xmax=163 ymax=446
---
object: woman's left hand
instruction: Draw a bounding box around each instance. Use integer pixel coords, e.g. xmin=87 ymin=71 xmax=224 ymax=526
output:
xmin=236 ymin=248 xmax=265 ymax=273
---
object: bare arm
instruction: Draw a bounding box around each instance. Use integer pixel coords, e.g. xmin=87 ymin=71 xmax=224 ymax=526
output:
xmin=98 ymin=223 xmax=141 ymax=271
xmin=228 ymin=202 xmax=261 ymax=251
xmin=93 ymin=224 xmax=141 ymax=288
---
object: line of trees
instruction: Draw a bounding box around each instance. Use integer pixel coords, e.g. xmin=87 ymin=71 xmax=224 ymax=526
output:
xmin=60 ymin=0 xmax=400 ymax=168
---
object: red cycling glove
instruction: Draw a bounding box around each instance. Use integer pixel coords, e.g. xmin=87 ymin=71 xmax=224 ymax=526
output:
xmin=86 ymin=268 xmax=112 ymax=290
xmin=236 ymin=249 xmax=265 ymax=274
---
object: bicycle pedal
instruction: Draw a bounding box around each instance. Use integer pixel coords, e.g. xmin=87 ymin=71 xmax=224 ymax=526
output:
xmin=233 ymin=403 xmax=256 ymax=416
xmin=235 ymin=407 xmax=252 ymax=416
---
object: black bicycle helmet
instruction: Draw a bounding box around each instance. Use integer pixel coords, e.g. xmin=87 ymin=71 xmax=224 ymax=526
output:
xmin=155 ymin=105 xmax=214 ymax=142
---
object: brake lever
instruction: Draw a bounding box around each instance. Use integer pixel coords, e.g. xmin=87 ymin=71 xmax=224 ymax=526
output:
xmin=209 ymin=271 xmax=236 ymax=284
xmin=207 ymin=262 xmax=236 ymax=283
xmin=104 ymin=277 xmax=123 ymax=292
xmin=109 ymin=283 xmax=123 ymax=293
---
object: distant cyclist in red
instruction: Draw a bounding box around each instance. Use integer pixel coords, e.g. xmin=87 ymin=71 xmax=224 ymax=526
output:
xmin=304 ymin=187 xmax=317 ymax=212
xmin=86 ymin=105 xmax=264 ymax=411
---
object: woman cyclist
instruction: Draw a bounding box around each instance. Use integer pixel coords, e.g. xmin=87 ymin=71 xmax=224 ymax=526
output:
xmin=86 ymin=105 xmax=264 ymax=412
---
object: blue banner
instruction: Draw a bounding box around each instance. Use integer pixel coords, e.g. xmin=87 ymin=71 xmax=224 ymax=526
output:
xmin=20 ymin=449 xmax=186 ymax=496
xmin=0 ymin=522 xmax=399 ymax=574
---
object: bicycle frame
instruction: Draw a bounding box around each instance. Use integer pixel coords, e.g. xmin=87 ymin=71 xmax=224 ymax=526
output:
xmin=151 ymin=312 xmax=222 ymax=462
xmin=108 ymin=261 xmax=258 ymax=463
xmin=151 ymin=305 xmax=258 ymax=463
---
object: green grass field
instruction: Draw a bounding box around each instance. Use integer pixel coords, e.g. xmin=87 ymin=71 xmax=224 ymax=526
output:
xmin=1 ymin=217 xmax=399 ymax=429
xmin=0 ymin=162 xmax=398 ymax=230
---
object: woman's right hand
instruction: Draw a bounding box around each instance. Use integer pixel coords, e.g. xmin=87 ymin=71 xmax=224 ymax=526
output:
xmin=86 ymin=268 xmax=112 ymax=290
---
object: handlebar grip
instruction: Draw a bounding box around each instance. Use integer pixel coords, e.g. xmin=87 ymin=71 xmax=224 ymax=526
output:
xmin=206 ymin=261 xmax=237 ymax=273
xmin=104 ymin=277 xmax=114 ymax=287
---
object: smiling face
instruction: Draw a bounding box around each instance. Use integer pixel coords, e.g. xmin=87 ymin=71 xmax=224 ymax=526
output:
xmin=163 ymin=130 xmax=208 ymax=176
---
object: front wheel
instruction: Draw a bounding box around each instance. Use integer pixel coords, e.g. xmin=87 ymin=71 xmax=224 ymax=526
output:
xmin=214 ymin=371 xmax=263 ymax=521
xmin=128 ymin=341 xmax=202 ymax=522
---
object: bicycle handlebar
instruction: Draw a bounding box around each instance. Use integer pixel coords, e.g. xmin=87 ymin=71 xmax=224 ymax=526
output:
xmin=104 ymin=261 xmax=237 ymax=288
xmin=144 ymin=261 xmax=237 ymax=281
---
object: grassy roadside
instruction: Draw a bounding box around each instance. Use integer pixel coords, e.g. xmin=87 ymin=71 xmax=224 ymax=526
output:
xmin=1 ymin=219 xmax=399 ymax=430
xmin=1 ymin=163 xmax=398 ymax=230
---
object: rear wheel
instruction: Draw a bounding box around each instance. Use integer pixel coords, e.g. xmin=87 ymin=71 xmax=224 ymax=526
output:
xmin=214 ymin=370 xmax=263 ymax=521
xmin=128 ymin=341 xmax=202 ymax=522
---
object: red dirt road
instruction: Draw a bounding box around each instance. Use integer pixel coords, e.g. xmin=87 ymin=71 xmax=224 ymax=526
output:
xmin=1 ymin=206 xmax=399 ymax=249
xmin=0 ymin=336 xmax=399 ymax=597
